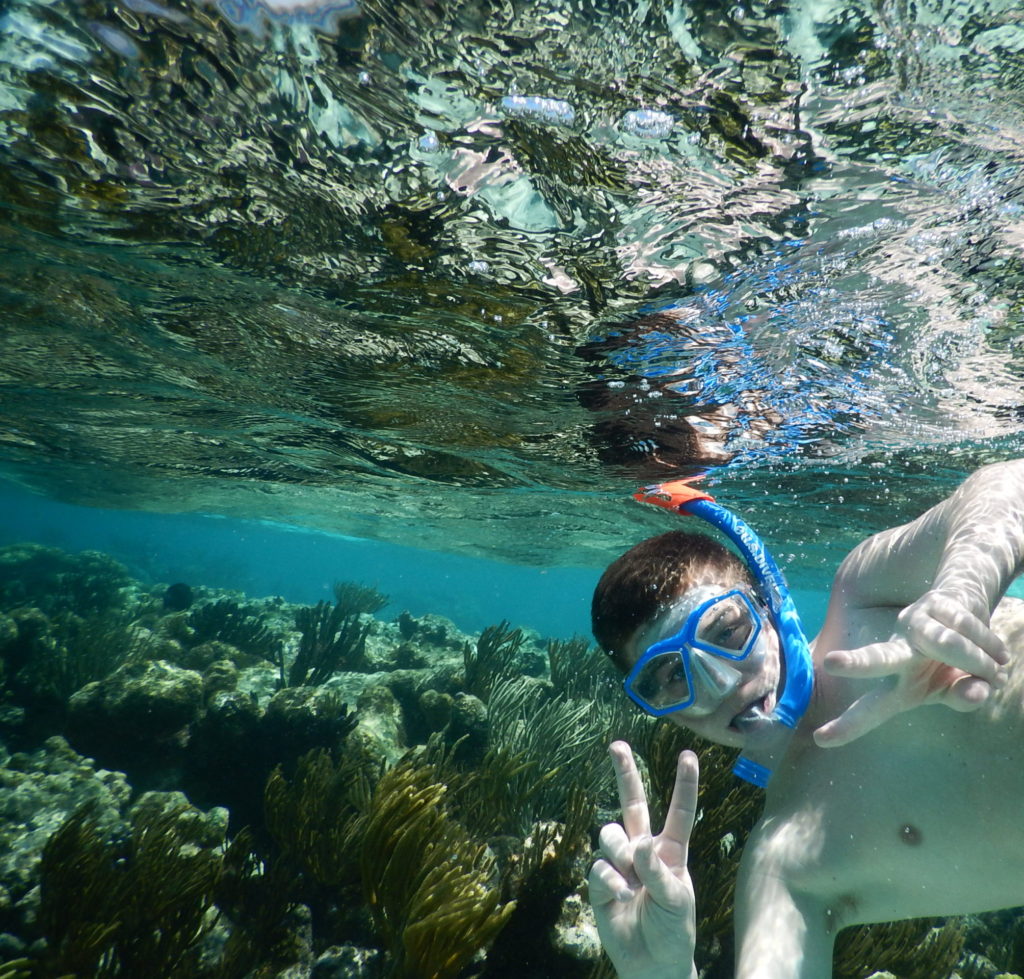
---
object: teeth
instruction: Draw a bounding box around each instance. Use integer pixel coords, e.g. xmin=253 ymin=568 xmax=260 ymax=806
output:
xmin=733 ymin=698 xmax=772 ymax=733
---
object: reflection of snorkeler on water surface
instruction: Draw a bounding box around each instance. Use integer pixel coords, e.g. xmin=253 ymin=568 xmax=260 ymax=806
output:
xmin=573 ymin=211 xmax=958 ymax=479
xmin=576 ymin=306 xmax=807 ymax=480
xmin=575 ymin=243 xmax=898 ymax=479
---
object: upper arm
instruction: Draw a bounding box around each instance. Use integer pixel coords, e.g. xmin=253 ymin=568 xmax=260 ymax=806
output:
xmin=828 ymin=509 xmax=945 ymax=613
xmin=734 ymin=828 xmax=836 ymax=979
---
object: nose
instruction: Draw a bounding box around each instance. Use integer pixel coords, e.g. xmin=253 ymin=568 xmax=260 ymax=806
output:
xmin=685 ymin=650 xmax=743 ymax=716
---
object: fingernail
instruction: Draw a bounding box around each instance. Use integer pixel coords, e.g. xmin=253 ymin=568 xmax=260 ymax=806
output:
xmin=616 ymin=887 xmax=633 ymax=902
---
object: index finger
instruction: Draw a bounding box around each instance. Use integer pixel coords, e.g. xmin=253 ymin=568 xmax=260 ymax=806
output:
xmin=609 ymin=740 xmax=650 ymax=839
xmin=823 ymin=638 xmax=914 ymax=679
xmin=912 ymin=611 xmax=1009 ymax=680
xmin=660 ymin=749 xmax=699 ymax=863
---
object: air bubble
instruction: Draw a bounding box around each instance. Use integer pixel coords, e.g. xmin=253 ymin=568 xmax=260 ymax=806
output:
xmin=500 ymin=94 xmax=576 ymax=126
xmin=620 ymin=108 xmax=674 ymax=139
xmin=417 ymin=131 xmax=441 ymax=153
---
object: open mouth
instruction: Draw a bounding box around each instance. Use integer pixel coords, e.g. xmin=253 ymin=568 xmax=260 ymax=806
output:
xmin=730 ymin=692 xmax=773 ymax=733
xmin=729 ymin=665 xmax=783 ymax=732
xmin=729 ymin=640 xmax=786 ymax=733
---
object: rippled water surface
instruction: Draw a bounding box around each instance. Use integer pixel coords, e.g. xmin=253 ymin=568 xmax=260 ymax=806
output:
xmin=2 ymin=0 xmax=1023 ymax=580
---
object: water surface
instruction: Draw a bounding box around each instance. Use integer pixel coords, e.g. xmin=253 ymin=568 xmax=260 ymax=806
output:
xmin=2 ymin=0 xmax=1023 ymax=589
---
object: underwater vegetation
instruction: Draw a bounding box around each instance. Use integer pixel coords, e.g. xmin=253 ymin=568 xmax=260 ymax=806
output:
xmin=357 ymin=758 xmax=515 ymax=979
xmin=35 ymin=795 xmax=223 ymax=978
xmin=463 ymin=621 xmax=524 ymax=701
xmin=290 ymin=583 xmax=389 ymax=686
xmin=186 ymin=598 xmax=285 ymax=672
xmin=0 ymin=542 xmax=1022 ymax=978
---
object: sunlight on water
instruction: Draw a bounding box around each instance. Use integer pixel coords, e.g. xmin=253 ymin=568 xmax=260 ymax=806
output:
xmin=0 ymin=0 xmax=1022 ymax=574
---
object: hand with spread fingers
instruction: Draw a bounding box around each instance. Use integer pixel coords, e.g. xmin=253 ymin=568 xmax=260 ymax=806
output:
xmin=814 ymin=589 xmax=1011 ymax=747
xmin=587 ymin=741 xmax=700 ymax=979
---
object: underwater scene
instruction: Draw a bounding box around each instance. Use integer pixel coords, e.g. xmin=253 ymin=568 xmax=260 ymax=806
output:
xmin=2 ymin=0 xmax=1024 ymax=976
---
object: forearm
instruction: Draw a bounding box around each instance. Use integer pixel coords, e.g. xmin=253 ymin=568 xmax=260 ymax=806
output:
xmin=928 ymin=460 xmax=1024 ymax=615
xmin=834 ymin=460 xmax=1024 ymax=615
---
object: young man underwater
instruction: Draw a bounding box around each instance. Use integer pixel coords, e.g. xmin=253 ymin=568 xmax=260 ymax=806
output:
xmin=587 ymin=459 xmax=1024 ymax=979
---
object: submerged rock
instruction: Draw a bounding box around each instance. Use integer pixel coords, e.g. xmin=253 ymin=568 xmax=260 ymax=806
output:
xmin=68 ymin=659 xmax=203 ymax=743
xmin=180 ymin=639 xmax=241 ymax=672
xmin=0 ymin=736 xmax=130 ymax=930
xmin=261 ymin=684 xmax=356 ymax=762
xmin=552 ymin=892 xmax=602 ymax=964
xmin=311 ymin=944 xmax=384 ymax=978
xmin=418 ymin=688 xmax=452 ymax=733
xmin=0 ymin=545 xmax=133 ymax=618
xmin=348 ymin=683 xmax=405 ymax=767
xmin=0 ymin=614 xmax=17 ymax=648
xmin=128 ymin=789 xmax=229 ymax=849
xmin=447 ymin=691 xmax=488 ymax=762
xmin=202 ymin=658 xmax=240 ymax=699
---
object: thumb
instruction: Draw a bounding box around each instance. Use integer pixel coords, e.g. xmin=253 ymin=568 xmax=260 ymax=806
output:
xmin=633 ymin=836 xmax=686 ymax=910
xmin=936 ymin=673 xmax=992 ymax=711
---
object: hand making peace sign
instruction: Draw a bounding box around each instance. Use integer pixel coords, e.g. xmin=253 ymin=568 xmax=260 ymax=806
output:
xmin=587 ymin=741 xmax=700 ymax=979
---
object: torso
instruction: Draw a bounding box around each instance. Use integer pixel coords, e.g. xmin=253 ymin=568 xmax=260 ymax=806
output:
xmin=754 ymin=597 xmax=1024 ymax=927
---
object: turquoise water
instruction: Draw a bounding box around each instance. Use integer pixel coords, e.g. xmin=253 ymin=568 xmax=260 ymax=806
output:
xmin=0 ymin=478 xmax=604 ymax=636
xmin=0 ymin=478 xmax=838 ymax=637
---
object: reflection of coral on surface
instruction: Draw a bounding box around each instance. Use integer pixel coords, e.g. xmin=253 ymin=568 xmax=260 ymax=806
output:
xmin=0 ymin=543 xmax=1019 ymax=978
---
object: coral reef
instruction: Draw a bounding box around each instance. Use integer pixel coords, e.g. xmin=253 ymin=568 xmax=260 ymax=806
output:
xmin=547 ymin=635 xmax=618 ymax=700
xmin=463 ymin=621 xmax=524 ymax=701
xmin=186 ymin=598 xmax=284 ymax=668
xmin=0 ymin=609 xmax=158 ymax=746
xmin=834 ymin=919 xmax=964 ymax=979
xmin=0 ymin=546 xmax=132 ymax=620
xmin=264 ymin=748 xmax=374 ymax=893
xmin=0 ymin=737 xmax=131 ymax=935
xmin=0 ymin=542 xmax=1020 ymax=979
xmin=360 ymin=758 xmax=516 ymax=979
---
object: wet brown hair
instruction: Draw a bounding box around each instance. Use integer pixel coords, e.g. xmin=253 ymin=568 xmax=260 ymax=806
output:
xmin=592 ymin=529 xmax=754 ymax=672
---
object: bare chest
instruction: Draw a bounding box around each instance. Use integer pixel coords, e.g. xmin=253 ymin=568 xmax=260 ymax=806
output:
xmin=765 ymin=712 xmax=1024 ymax=924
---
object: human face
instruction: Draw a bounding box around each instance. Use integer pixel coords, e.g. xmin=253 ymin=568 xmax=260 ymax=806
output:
xmin=624 ymin=583 xmax=783 ymax=748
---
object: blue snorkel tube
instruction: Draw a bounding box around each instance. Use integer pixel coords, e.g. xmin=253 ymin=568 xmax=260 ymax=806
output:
xmin=634 ymin=481 xmax=815 ymax=788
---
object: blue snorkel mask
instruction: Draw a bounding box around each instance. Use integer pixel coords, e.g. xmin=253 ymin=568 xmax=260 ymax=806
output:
xmin=633 ymin=480 xmax=815 ymax=788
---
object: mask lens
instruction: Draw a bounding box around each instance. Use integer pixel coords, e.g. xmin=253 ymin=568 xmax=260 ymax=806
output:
xmin=629 ymin=650 xmax=692 ymax=710
xmin=695 ymin=594 xmax=755 ymax=653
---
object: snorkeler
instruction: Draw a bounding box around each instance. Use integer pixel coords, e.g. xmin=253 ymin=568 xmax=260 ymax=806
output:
xmin=588 ymin=458 xmax=1024 ymax=979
